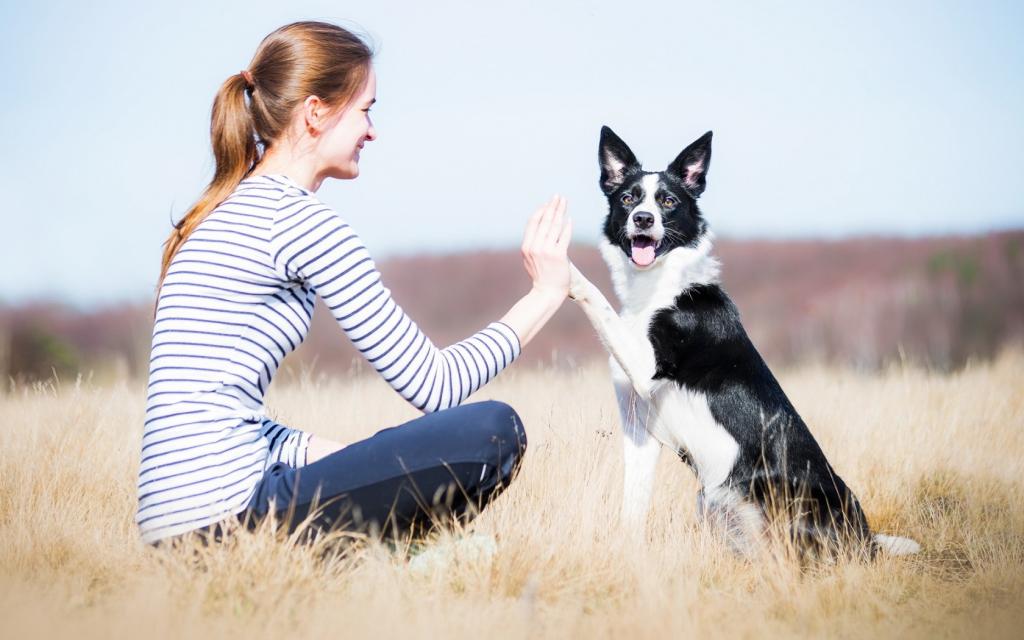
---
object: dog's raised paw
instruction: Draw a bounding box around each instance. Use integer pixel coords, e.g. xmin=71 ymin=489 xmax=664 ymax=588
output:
xmin=568 ymin=263 xmax=592 ymax=302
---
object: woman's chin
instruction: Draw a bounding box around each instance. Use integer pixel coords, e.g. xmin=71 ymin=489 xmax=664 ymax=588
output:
xmin=329 ymin=164 xmax=360 ymax=180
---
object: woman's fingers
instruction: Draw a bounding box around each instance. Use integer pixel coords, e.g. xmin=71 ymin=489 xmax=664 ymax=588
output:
xmin=524 ymin=196 xmax=556 ymax=252
xmin=517 ymin=194 xmax=572 ymax=298
xmin=542 ymin=196 xmax=569 ymax=250
xmin=523 ymin=195 xmax=570 ymax=267
xmin=533 ymin=195 xmax=559 ymax=248
xmin=556 ymin=214 xmax=573 ymax=249
xmin=522 ymin=201 xmax=545 ymax=250
xmin=545 ymin=196 xmax=566 ymax=245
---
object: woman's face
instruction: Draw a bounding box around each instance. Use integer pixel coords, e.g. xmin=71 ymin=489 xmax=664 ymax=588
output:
xmin=319 ymin=67 xmax=377 ymax=180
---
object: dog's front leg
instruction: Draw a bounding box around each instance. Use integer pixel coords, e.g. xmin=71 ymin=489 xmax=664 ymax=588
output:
xmin=569 ymin=263 xmax=658 ymax=400
xmin=615 ymin=378 xmax=661 ymax=532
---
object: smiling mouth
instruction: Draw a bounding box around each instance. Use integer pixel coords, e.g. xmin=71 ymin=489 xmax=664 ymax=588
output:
xmin=630 ymin=235 xmax=660 ymax=267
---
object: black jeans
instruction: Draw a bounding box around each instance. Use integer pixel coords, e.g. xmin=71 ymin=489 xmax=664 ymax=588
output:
xmin=192 ymin=400 xmax=527 ymax=543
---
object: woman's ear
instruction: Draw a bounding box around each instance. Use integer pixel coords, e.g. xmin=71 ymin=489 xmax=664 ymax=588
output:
xmin=302 ymin=95 xmax=325 ymax=135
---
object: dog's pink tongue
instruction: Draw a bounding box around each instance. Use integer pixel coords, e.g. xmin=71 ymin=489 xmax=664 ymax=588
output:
xmin=631 ymin=240 xmax=656 ymax=267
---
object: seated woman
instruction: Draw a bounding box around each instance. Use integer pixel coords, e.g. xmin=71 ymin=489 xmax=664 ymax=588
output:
xmin=137 ymin=20 xmax=572 ymax=546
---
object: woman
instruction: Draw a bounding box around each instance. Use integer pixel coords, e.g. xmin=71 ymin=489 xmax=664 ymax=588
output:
xmin=139 ymin=21 xmax=571 ymax=546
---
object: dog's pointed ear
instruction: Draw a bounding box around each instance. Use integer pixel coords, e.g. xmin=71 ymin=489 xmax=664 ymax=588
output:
xmin=599 ymin=126 xmax=640 ymax=195
xmin=667 ymin=131 xmax=712 ymax=198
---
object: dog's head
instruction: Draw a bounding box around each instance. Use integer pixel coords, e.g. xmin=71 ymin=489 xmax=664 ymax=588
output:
xmin=598 ymin=126 xmax=712 ymax=269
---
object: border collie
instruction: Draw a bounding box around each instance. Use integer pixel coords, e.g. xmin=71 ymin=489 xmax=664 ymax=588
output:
xmin=568 ymin=126 xmax=920 ymax=559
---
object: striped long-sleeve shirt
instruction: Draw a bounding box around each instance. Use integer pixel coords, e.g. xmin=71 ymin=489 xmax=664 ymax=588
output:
xmin=137 ymin=174 xmax=521 ymax=544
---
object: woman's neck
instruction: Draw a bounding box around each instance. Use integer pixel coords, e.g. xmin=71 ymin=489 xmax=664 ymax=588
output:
xmin=251 ymin=139 xmax=323 ymax=192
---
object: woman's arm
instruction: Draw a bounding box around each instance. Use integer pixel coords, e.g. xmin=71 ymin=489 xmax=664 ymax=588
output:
xmin=268 ymin=194 xmax=571 ymax=415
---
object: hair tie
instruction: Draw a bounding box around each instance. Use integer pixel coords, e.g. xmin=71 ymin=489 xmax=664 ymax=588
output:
xmin=240 ymin=69 xmax=255 ymax=90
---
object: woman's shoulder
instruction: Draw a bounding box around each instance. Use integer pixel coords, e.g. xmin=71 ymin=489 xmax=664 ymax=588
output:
xmin=256 ymin=179 xmax=367 ymax=274
xmin=229 ymin=175 xmax=342 ymax=228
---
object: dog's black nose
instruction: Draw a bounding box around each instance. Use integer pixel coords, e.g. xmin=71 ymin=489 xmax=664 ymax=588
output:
xmin=633 ymin=212 xmax=654 ymax=230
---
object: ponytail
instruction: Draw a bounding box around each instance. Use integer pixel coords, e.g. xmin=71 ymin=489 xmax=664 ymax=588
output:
xmin=155 ymin=73 xmax=257 ymax=312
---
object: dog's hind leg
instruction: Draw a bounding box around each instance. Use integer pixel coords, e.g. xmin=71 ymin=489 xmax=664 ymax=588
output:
xmin=569 ymin=263 xmax=658 ymax=399
xmin=614 ymin=377 xmax=662 ymax=532
xmin=697 ymin=485 xmax=766 ymax=559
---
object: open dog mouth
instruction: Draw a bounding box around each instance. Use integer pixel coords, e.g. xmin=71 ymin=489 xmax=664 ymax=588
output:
xmin=630 ymin=235 xmax=660 ymax=267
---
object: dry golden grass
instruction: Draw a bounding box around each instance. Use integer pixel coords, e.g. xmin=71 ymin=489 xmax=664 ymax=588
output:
xmin=2 ymin=352 xmax=1023 ymax=639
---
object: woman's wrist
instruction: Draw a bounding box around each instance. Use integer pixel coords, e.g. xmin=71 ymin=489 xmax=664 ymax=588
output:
xmin=529 ymin=284 xmax=567 ymax=309
xmin=499 ymin=285 xmax=566 ymax=349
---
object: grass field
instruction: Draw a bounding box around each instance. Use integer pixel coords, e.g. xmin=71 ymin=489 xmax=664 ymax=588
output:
xmin=2 ymin=353 xmax=1023 ymax=639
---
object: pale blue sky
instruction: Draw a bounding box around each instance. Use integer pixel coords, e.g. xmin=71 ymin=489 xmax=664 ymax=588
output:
xmin=2 ymin=0 xmax=1022 ymax=307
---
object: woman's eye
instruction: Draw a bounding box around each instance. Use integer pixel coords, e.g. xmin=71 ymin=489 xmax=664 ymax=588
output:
xmin=620 ymin=194 xmax=634 ymax=206
xmin=662 ymin=196 xmax=677 ymax=208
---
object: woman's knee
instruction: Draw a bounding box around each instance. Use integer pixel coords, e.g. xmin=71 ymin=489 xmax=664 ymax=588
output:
xmin=475 ymin=400 xmax=527 ymax=460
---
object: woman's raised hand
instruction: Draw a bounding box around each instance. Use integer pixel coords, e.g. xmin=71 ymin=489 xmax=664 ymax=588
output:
xmin=498 ymin=195 xmax=573 ymax=347
xmin=521 ymin=195 xmax=572 ymax=301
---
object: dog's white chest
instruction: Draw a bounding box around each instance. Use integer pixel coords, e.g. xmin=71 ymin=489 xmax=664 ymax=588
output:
xmin=595 ymin=236 xmax=738 ymax=489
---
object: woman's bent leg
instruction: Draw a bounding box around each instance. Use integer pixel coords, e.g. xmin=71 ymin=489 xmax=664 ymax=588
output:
xmin=244 ymin=400 xmax=527 ymax=540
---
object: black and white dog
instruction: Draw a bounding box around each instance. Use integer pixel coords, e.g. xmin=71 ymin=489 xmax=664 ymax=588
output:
xmin=568 ymin=126 xmax=920 ymax=558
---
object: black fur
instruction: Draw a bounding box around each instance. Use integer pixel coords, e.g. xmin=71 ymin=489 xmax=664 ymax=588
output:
xmin=649 ymin=285 xmax=873 ymax=554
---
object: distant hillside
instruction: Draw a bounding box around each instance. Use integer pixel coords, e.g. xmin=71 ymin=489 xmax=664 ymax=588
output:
xmin=1 ymin=231 xmax=1022 ymax=382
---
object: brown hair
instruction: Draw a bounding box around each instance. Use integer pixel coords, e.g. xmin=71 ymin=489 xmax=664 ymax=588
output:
xmin=155 ymin=21 xmax=373 ymax=306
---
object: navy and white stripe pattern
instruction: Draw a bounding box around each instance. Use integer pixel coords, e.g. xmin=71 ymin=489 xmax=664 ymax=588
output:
xmin=137 ymin=174 xmax=521 ymax=544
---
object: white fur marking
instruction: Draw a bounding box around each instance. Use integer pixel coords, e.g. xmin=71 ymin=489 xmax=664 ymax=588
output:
xmin=649 ymin=387 xmax=739 ymax=488
xmin=698 ymin=485 xmax=766 ymax=557
xmin=625 ymin=174 xmax=666 ymax=243
xmin=597 ymin=234 xmax=720 ymax=318
xmin=614 ymin=377 xmax=662 ymax=529
xmin=874 ymin=533 xmax=922 ymax=555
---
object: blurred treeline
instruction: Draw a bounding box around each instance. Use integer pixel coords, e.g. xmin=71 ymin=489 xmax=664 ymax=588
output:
xmin=1 ymin=231 xmax=1021 ymax=384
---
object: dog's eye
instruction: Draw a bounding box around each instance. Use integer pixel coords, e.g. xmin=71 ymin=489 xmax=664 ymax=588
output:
xmin=662 ymin=196 xmax=678 ymax=208
xmin=620 ymin=193 xmax=635 ymax=206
